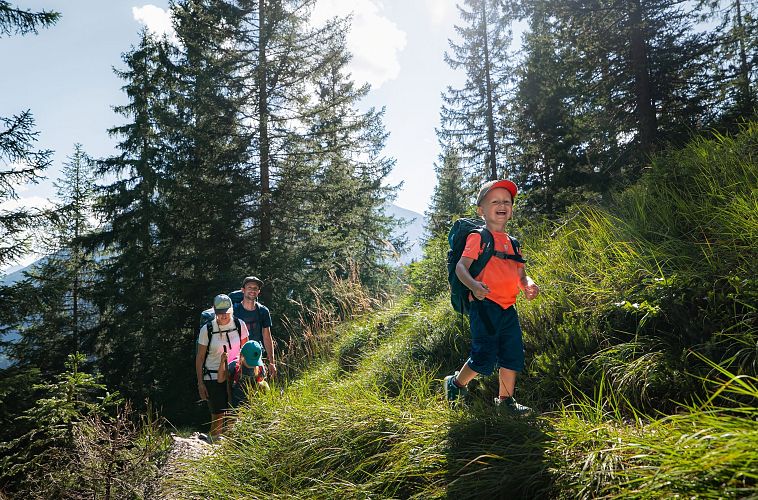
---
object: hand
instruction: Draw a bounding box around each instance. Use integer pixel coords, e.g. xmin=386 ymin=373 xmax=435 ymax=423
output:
xmin=198 ymin=382 xmax=208 ymax=400
xmin=524 ymin=282 xmax=540 ymax=300
xmin=471 ymin=281 xmax=490 ymax=301
xmin=267 ymin=361 xmax=277 ymax=378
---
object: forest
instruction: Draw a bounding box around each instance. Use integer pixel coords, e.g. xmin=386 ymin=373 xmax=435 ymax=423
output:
xmin=0 ymin=0 xmax=756 ymax=498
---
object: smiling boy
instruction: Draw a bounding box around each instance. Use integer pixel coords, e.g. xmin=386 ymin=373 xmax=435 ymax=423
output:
xmin=443 ymin=179 xmax=540 ymax=414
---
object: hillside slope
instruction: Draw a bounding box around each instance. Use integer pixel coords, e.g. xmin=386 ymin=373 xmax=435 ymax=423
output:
xmin=165 ymin=125 xmax=757 ymax=499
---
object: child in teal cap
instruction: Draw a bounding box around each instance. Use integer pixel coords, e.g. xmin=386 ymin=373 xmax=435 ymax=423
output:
xmin=229 ymin=340 xmax=270 ymax=407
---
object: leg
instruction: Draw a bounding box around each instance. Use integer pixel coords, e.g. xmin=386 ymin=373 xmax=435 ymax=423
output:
xmin=210 ymin=412 xmax=225 ymax=438
xmin=453 ymin=361 xmax=479 ymax=386
xmin=498 ymin=367 xmax=517 ymax=398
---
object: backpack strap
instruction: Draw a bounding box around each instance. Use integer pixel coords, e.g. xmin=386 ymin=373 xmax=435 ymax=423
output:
xmin=201 ymin=318 xmax=242 ymax=380
xmin=492 ymin=235 xmax=526 ymax=264
xmin=467 ymin=228 xmax=496 ymax=279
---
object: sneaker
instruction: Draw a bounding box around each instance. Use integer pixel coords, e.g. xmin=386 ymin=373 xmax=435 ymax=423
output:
xmin=494 ymin=396 xmax=533 ymax=416
xmin=442 ymin=371 xmax=468 ymax=401
xmin=198 ymin=433 xmax=223 ymax=444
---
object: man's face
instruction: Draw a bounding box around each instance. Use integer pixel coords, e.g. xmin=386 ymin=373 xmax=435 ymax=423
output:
xmin=477 ymin=187 xmax=513 ymax=224
xmin=242 ymin=282 xmax=261 ymax=301
xmin=216 ymin=312 xmax=232 ymax=325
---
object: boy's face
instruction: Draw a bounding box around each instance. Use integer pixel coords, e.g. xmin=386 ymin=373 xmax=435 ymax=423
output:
xmin=477 ymin=187 xmax=513 ymax=224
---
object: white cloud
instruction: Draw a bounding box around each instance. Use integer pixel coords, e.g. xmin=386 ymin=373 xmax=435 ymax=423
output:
xmin=311 ymin=0 xmax=407 ymax=89
xmin=132 ymin=5 xmax=179 ymax=45
xmin=424 ymin=0 xmax=452 ymax=26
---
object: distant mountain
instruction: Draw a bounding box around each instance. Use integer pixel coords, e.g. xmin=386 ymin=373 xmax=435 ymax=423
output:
xmin=385 ymin=203 xmax=425 ymax=265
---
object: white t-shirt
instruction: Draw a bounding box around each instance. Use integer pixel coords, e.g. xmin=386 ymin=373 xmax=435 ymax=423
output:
xmin=198 ymin=317 xmax=249 ymax=381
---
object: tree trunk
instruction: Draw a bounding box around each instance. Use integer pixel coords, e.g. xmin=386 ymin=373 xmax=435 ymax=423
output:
xmin=629 ymin=0 xmax=657 ymax=157
xmin=258 ymin=0 xmax=271 ymax=255
xmin=734 ymin=0 xmax=754 ymax=115
xmin=481 ymin=0 xmax=498 ymax=180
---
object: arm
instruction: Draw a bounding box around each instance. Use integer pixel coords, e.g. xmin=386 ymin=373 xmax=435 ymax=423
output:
xmin=456 ymin=255 xmax=490 ymax=300
xmin=262 ymin=326 xmax=277 ymax=377
xmin=196 ymin=341 xmax=209 ymax=400
xmin=239 ymin=321 xmax=249 ymax=348
xmin=517 ymin=266 xmax=540 ymax=300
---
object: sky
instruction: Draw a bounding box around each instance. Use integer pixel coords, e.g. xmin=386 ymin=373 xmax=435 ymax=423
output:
xmin=2 ymin=1 xmax=466 ymax=219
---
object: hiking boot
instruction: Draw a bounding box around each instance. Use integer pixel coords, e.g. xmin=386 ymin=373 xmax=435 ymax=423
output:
xmin=494 ymin=396 xmax=533 ymax=416
xmin=443 ymin=372 xmax=468 ymax=401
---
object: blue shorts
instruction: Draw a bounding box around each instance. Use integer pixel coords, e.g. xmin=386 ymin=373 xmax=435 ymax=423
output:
xmin=466 ymin=299 xmax=524 ymax=375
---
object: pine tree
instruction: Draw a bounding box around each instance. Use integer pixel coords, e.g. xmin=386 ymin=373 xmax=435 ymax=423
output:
xmin=265 ymin=13 xmax=401 ymax=314
xmin=701 ymin=0 xmax=758 ymax=127
xmin=0 ymin=2 xmax=58 ymax=270
xmin=4 ymin=144 xmax=99 ymax=373
xmin=85 ymin=30 xmax=173 ymax=405
xmin=426 ymin=146 xmax=469 ymax=238
xmin=510 ymin=2 xmax=596 ymax=217
xmin=438 ymin=0 xmax=516 ymax=185
xmin=0 ymin=1 xmax=59 ymax=36
xmin=0 ymin=353 xmax=118 ymax=498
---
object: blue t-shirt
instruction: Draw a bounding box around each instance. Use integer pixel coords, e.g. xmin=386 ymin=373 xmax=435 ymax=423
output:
xmin=233 ymin=301 xmax=272 ymax=348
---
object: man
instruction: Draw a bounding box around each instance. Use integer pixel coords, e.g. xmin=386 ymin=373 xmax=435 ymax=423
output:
xmin=233 ymin=276 xmax=277 ymax=378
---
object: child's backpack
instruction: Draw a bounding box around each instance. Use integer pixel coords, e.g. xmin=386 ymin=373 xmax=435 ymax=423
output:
xmin=447 ymin=217 xmax=525 ymax=315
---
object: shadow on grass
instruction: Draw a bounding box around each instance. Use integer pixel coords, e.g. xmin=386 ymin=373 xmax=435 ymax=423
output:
xmin=444 ymin=405 xmax=555 ymax=500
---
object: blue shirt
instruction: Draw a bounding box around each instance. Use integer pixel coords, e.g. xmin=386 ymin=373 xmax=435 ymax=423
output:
xmin=233 ymin=301 xmax=272 ymax=348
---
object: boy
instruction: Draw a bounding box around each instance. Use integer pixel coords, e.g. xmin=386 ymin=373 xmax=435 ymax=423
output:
xmin=228 ymin=340 xmax=270 ymax=408
xmin=443 ymin=179 xmax=540 ymax=414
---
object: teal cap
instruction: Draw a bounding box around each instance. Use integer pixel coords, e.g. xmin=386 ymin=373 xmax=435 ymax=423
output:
xmin=240 ymin=340 xmax=264 ymax=367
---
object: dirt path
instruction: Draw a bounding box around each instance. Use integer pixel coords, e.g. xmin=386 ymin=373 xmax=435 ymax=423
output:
xmin=155 ymin=432 xmax=214 ymax=499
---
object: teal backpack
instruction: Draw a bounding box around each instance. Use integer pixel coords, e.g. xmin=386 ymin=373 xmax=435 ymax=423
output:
xmin=447 ymin=217 xmax=525 ymax=315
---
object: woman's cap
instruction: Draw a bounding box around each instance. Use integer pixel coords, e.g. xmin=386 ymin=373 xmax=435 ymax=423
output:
xmin=213 ymin=294 xmax=233 ymax=314
xmin=476 ymin=179 xmax=518 ymax=206
xmin=241 ymin=340 xmax=264 ymax=367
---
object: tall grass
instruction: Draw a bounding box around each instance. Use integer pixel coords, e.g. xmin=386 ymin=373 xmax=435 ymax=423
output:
xmin=519 ymin=123 xmax=758 ymax=413
xmin=550 ymin=360 xmax=758 ymax=499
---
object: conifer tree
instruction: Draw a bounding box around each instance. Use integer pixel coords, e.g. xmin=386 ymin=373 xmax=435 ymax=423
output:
xmin=0 ymin=2 xmax=58 ymax=270
xmin=438 ymin=0 xmax=516 ymax=185
xmin=264 ymin=14 xmax=401 ymax=313
xmin=701 ymin=0 xmax=758 ymax=126
xmin=4 ymin=145 xmax=99 ymax=373
xmin=426 ymin=146 xmax=469 ymax=238
xmin=0 ymin=0 xmax=58 ymax=36
xmin=162 ymin=0 xmax=251 ymax=305
xmin=510 ymin=2 xmax=596 ymax=217
xmin=85 ymin=30 xmax=173 ymax=405
xmin=517 ymin=0 xmax=710 ymax=184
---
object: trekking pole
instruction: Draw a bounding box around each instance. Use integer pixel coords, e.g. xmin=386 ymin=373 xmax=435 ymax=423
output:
xmin=223 ymin=346 xmax=232 ymax=405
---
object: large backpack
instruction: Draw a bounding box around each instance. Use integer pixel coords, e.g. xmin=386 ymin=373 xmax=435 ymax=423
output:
xmin=447 ymin=217 xmax=525 ymax=315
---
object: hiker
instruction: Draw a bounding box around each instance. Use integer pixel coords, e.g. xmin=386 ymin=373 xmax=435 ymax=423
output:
xmin=443 ymin=179 xmax=540 ymax=415
xmin=196 ymin=294 xmax=249 ymax=441
xmin=233 ymin=276 xmax=277 ymax=378
xmin=228 ymin=340 xmax=271 ymax=408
